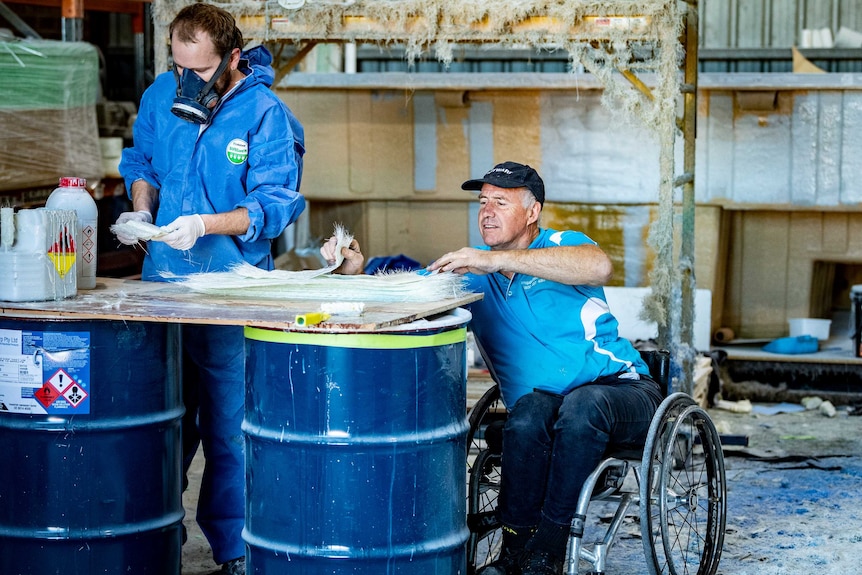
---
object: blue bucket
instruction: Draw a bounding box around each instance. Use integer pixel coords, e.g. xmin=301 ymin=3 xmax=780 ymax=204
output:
xmin=0 ymin=319 xmax=184 ymax=574
xmin=243 ymin=309 xmax=470 ymax=574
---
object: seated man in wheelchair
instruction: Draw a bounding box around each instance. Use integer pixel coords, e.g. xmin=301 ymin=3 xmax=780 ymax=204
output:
xmin=322 ymin=161 xmax=664 ymax=575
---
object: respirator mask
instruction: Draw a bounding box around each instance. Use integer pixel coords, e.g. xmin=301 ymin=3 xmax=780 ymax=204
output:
xmin=171 ymin=51 xmax=232 ymax=124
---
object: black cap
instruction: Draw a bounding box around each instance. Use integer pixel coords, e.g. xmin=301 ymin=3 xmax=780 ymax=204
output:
xmin=461 ymin=161 xmax=545 ymax=205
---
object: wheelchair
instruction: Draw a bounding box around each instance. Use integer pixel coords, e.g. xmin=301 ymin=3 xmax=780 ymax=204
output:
xmin=466 ymin=350 xmax=726 ymax=575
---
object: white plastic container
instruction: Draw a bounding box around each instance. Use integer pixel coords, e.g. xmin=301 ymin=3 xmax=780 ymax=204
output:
xmin=45 ymin=176 xmax=98 ymax=289
xmin=99 ymin=137 xmax=122 ymax=177
xmin=788 ymin=318 xmax=832 ymax=341
xmin=0 ymin=207 xmax=78 ymax=301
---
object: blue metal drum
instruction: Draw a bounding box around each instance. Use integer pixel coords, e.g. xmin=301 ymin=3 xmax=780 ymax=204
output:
xmin=243 ymin=309 xmax=471 ymax=574
xmin=0 ymin=319 xmax=184 ymax=574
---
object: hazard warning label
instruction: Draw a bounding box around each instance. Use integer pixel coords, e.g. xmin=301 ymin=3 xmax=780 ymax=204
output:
xmin=63 ymin=383 xmax=88 ymax=407
xmin=34 ymin=383 xmax=61 ymax=409
xmin=82 ymin=225 xmax=95 ymax=264
xmin=0 ymin=328 xmax=91 ymax=415
xmin=48 ymin=368 xmax=76 ymax=394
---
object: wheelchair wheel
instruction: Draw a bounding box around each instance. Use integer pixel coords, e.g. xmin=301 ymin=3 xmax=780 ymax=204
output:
xmin=466 ymin=384 xmax=505 ymax=574
xmin=640 ymin=393 xmax=727 ymax=575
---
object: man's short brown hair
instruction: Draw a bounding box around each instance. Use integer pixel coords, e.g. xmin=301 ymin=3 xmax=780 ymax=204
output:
xmin=170 ymin=3 xmax=243 ymax=58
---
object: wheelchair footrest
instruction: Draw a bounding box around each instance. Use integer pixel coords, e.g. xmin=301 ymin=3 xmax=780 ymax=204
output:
xmin=602 ymin=464 xmax=627 ymax=490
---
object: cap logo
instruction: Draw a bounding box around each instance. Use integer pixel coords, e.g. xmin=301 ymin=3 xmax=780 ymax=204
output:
xmin=461 ymin=161 xmax=545 ymax=205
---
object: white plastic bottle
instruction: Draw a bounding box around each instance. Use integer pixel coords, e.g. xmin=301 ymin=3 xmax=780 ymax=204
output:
xmin=46 ymin=177 xmax=98 ymax=289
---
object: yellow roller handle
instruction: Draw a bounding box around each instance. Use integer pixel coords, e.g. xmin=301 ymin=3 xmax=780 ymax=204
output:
xmin=294 ymin=312 xmax=331 ymax=327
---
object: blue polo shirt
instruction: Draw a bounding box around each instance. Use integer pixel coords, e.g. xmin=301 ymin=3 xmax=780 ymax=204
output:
xmin=465 ymin=227 xmax=649 ymax=407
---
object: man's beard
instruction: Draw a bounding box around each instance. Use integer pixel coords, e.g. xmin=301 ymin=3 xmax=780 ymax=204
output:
xmin=213 ymin=67 xmax=232 ymax=98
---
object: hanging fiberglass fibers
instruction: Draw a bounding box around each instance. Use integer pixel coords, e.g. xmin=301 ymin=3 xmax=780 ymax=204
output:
xmin=154 ymin=0 xmax=681 ymax=111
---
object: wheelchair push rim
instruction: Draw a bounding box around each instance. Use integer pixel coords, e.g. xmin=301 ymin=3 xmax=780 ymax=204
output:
xmin=466 ymin=384 xmax=505 ymax=574
xmin=640 ymin=393 xmax=727 ymax=575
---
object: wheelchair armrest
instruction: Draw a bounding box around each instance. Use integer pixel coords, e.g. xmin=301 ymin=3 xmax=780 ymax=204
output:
xmin=638 ymin=349 xmax=671 ymax=397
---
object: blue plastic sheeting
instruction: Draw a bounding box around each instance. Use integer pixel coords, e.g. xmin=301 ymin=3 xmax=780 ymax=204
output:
xmin=752 ymin=403 xmax=807 ymax=415
xmin=364 ymin=254 xmax=423 ymax=274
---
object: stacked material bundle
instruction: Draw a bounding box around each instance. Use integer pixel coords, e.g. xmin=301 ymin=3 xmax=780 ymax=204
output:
xmin=0 ymin=39 xmax=103 ymax=192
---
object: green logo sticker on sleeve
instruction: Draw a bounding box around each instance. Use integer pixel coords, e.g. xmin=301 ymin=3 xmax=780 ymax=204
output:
xmin=226 ymin=139 xmax=249 ymax=164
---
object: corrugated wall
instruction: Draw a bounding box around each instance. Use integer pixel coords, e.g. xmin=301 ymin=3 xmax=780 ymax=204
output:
xmin=700 ymin=0 xmax=862 ymax=49
xmin=699 ymin=0 xmax=862 ymax=72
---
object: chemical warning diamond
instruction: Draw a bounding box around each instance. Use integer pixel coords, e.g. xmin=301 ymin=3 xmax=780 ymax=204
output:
xmin=34 ymin=383 xmax=60 ymax=408
xmin=63 ymin=383 xmax=88 ymax=407
xmin=47 ymin=368 xmax=77 ymax=393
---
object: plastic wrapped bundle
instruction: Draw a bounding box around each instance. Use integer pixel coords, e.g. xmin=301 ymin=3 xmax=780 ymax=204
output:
xmin=0 ymin=39 xmax=103 ymax=192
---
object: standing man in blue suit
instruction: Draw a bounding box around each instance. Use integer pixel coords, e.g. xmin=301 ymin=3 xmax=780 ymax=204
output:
xmin=115 ymin=4 xmax=306 ymax=573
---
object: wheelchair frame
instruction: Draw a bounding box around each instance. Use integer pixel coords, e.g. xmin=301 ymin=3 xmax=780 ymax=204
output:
xmin=465 ymin=350 xmax=727 ymax=575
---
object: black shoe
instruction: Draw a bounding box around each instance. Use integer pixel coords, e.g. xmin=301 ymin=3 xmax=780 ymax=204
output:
xmin=520 ymin=550 xmax=563 ymax=575
xmin=210 ymin=557 xmax=245 ymax=575
xmin=477 ymin=548 xmax=527 ymax=575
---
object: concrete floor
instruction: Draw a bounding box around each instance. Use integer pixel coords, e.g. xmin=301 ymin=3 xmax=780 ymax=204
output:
xmin=585 ymin=405 xmax=862 ymax=574
xmin=182 ymin=450 xmax=218 ymax=575
xmin=179 ymin=403 xmax=862 ymax=575
xmin=711 ymin=405 xmax=862 ymax=575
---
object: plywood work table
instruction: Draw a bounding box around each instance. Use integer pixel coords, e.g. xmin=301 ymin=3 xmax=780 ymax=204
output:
xmin=0 ymin=277 xmax=480 ymax=574
xmin=0 ymin=277 xmax=482 ymax=331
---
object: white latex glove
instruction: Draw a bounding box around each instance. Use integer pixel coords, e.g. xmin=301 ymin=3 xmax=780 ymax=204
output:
xmin=156 ymin=214 xmax=206 ymax=251
xmin=114 ymin=210 xmax=153 ymax=245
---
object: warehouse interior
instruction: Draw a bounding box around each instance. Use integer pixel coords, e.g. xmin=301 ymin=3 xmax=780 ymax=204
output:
xmin=2 ymin=0 xmax=862 ymax=573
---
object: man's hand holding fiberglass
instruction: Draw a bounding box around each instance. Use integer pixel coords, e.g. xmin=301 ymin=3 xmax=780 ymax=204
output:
xmin=114 ymin=210 xmax=153 ymax=245
xmin=157 ymin=214 xmax=206 ymax=250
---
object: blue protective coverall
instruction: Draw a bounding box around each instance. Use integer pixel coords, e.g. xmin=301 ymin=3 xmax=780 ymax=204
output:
xmin=119 ymin=45 xmax=305 ymax=564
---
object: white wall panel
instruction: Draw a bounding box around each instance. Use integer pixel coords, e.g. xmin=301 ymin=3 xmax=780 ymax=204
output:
xmin=815 ymin=92 xmax=844 ymax=205
xmin=840 ymin=93 xmax=862 ymax=204
xmin=697 ymin=80 xmax=862 ymax=207
xmin=699 ymin=92 xmax=734 ymax=202
xmin=539 ymin=92 xmax=661 ymax=204
xmin=734 ymin=112 xmax=793 ymax=203
xmin=790 ymin=94 xmax=820 ymax=205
